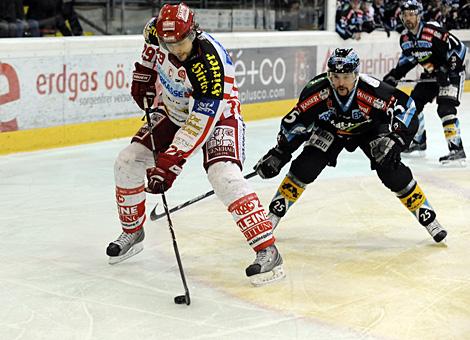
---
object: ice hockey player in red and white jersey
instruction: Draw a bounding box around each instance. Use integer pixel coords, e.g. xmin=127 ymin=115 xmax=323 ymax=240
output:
xmin=106 ymin=2 xmax=284 ymax=286
xmin=254 ymin=48 xmax=447 ymax=243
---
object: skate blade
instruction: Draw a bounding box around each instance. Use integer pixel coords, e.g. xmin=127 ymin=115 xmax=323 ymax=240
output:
xmin=250 ymin=265 xmax=286 ymax=287
xmin=432 ymin=230 xmax=447 ymax=243
xmin=108 ymin=243 xmax=144 ymax=265
xmin=402 ymin=150 xmax=426 ymax=158
xmin=439 ymin=159 xmax=466 ymax=167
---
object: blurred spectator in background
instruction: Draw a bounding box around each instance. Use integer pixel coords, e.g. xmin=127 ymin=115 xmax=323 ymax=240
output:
xmin=336 ymin=0 xmax=364 ymax=40
xmin=361 ymin=0 xmax=376 ymax=32
xmin=62 ymin=0 xmax=83 ymax=36
xmin=459 ymin=0 xmax=470 ymax=28
xmin=423 ymin=0 xmax=444 ymax=22
xmin=25 ymin=0 xmax=83 ymax=36
xmin=0 ymin=0 xmax=39 ymax=37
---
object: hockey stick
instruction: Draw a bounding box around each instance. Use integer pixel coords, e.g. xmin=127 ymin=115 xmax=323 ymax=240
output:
xmin=149 ymin=170 xmax=258 ymax=221
xmin=143 ymin=101 xmax=191 ymax=306
xmin=398 ymin=78 xmax=437 ymax=84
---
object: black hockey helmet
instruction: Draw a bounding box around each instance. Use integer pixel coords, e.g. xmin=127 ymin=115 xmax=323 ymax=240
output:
xmin=400 ymin=0 xmax=423 ymax=15
xmin=327 ymin=48 xmax=360 ymax=74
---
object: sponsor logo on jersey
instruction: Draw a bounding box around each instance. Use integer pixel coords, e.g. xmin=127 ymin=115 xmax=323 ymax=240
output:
xmin=181 ymin=113 xmax=203 ymax=137
xmin=206 ymin=126 xmax=236 ymax=161
xmin=193 ymin=98 xmax=219 ymax=117
xmin=357 ymin=101 xmax=371 ymax=115
xmin=318 ymin=109 xmax=333 ymax=121
xmin=357 ymin=89 xmax=386 ymax=110
xmin=351 ymin=108 xmax=364 ymax=120
xmin=402 ymin=41 xmax=413 ymax=50
xmin=421 ymin=34 xmax=433 ymax=42
xmin=190 ymin=54 xmax=223 ymax=97
xmin=417 ymin=40 xmax=432 ymax=48
xmin=332 ymin=119 xmax=371 ymax=134
xmin=423 ymin=27 xmax=436 ymax=36
xmin=412 ymin=50 xmax=432 ymax=61
xmin=298 ymin=88 xmax=329 ymax=112
xmin=206 ymin=54 xmax=223 ymax=96
xmin=159 ymin=72 xmax=188 ymax=98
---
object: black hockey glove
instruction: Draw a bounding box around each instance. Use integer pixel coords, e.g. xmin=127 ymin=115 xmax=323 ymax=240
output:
xmin=383 ymin=73 xmax=398 ymax=87
xmin=254 ymin=147 xmax=292 ymax=179
xmin=436 ymin=69 xmax=450 ymax=87
xmin=371 ymin=133 xmax=407 ymax=169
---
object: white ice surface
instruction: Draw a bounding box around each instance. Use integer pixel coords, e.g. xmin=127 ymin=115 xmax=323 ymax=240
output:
xmin=1 ymin=96 xmax=470 ymax=340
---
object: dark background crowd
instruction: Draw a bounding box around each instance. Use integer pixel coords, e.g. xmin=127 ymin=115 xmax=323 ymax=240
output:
xmin=336 ymin=0 xmax=470 ymax=40
xmin=2 ymin=0 xmax=470 ymax=39
xmin=0 ymin=0 xmax=83 ymax=37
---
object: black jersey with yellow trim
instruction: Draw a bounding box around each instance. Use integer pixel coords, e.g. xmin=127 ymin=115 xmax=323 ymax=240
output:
xmin=181 ymin=33 xmax=226 ymax=100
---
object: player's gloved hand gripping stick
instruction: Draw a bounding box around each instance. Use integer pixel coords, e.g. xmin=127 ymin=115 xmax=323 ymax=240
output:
xmin=143 ymin=100 xmax=190 ymax=306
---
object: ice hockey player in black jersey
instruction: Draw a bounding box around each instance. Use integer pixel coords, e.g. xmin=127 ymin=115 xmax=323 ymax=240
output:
xmin=254 ymin=48 xmax=447 ymax=243
xmin=383 ymin=0 xmax=466 ymax=165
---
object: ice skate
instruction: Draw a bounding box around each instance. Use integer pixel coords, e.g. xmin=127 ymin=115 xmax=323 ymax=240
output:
xmin=424 ymin=220 xmax=447 ymax=243
xmin=107 ymin=228 xmax=145 ymax=264
xmin=402 ymin=139 xmax=426 ymax=157
xmin=439 ymin=149 xmax=466 ymax=167
xmin=245 ymin=244 xmax=285 ymax=286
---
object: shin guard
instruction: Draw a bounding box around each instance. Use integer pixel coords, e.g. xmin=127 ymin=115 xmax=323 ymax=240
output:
xmin=115 ymin=185 xmax=146 ymax=233
xmin=268 ymin=173 xmax=306 ymax=226
xmin=396 ymin=179 xmax=436 ymax=226
xmin=228 ymin=193 xmax=274 ymax=252
xmin=441 ymin=115 xmax=463 ymax=151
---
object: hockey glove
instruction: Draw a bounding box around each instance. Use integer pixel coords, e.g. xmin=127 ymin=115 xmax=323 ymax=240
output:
xmin=383 ymin=73 xmax=398 ymax=87
xmin=131 ymin=62 xmax=158 ymax=110
xmin=254 ymin=147 xmax=292 ymax=179
xmin=371 ymin=133 xmax=406 ymax=169
xmin=146 ymin=152 xmax=186 ymax=194
xmin=436 ymin=67 xmax=450 ymax=87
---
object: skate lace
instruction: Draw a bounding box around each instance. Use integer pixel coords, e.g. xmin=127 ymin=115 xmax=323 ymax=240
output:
xmin=255 ymin=248 xmax=270 ymax=265
xmin=114 ymin=232 xmax=135 ymax=247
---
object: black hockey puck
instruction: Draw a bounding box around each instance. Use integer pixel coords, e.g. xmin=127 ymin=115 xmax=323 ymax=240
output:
xmin=174 ymin=294 xmax=190 ymax=305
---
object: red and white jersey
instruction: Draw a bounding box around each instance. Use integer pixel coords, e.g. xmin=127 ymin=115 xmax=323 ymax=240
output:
xmin=139 ymin=30 xmax=240 ymax=159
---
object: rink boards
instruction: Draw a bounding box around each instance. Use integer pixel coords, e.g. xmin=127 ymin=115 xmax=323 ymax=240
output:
xmin=1 ymin=30 xmax=470 ymax=154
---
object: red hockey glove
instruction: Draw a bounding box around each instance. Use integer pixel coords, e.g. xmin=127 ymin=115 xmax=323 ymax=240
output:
xmin=146 ymin=152 xmax=186 ymax=194
xmin=131 ymin=62 xmax=158 ymax=110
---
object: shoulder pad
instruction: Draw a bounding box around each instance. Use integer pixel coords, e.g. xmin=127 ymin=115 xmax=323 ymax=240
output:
xmin=143 ymin=17 xmax=159 ymax=46
xmin=425 ymin=21 xmax=442 ymax=29
xmin=359 ymin=74 xmax=380 ymax=88
xmin=299 ymin=74 xmax=329 ymax=101
xmin=186 ymin=43 xmax=225 ymax=99
xmin=298 ymin=87 xmax=330 ymax=112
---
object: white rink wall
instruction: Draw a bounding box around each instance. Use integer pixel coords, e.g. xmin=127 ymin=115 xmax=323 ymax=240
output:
xmin=1 ymin=30 xmax=470 ymax=153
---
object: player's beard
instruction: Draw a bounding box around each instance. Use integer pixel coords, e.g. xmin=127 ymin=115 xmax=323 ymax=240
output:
xmin=336 ymin=86 xmax=350 ymax=96
xmin=405 ymin=19 xmax=418 ymax=32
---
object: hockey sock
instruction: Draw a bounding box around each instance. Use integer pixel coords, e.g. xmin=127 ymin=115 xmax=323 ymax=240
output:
xmin=115 ymin=185 xmax=146 ymax=232
xmin=269 ymin=173 xmax=306 ymax=219
xmin=414 ymin=111 xmax=426 ymax=143
xmin=441 ymin=115 xmax=463 ymax=150
xmin=395 ymin=179 xmax=436 ymax=226
xmin=228 ymin=193 xmax=274 ymax=252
